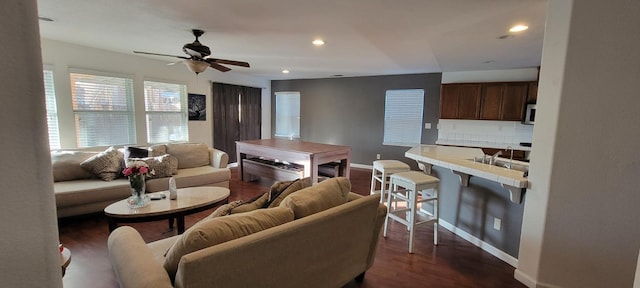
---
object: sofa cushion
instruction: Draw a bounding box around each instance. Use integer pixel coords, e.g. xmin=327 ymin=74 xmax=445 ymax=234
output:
xmin=165 ymin=143 xmax=209 ymax=169
xmin=163 ymin=207 xmax=294 ymax=280
xmin=51 ymin=151 xmax=97 ymax=182
xmin=127 ymin=154 xmax=177 ymax=179
xmin=279 ymin=177 xmax=351 ymax=219
xmin=144 ymin=166 xmax=230 ymax=193
xmin=54 ymin=178 xmax=131 ymax=208
xmin=80 ymin=147 xmax=124 ymax=181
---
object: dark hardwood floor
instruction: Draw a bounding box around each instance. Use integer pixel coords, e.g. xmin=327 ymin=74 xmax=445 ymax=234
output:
xmin=58 ymin=167 xmax=526 ymax=288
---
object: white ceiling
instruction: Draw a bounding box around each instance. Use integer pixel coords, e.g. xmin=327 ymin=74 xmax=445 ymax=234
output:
xmin=36 ymin=0 xmax=548 ymax=80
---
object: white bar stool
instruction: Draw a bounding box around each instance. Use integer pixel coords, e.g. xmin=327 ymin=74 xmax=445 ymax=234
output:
xmin=369 ymin=160 xmax=411 ymax=203
xmin=383 ymin=171 xmax=440 ymax=253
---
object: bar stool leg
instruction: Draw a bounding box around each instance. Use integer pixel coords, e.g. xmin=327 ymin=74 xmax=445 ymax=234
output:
xmin=408 ymin=188 xmax=418 ymax=253
xmin=369 ymin=168 xmax=378 ymax=195
xmin=434 ymin=188 xmax=439 ymax=245
xmin=383 ymin=181 xmax=396 ymax=237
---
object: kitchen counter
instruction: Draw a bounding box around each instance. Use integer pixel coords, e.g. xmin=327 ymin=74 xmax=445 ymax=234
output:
xmin=405 ymin=145 xmax=529 ymax=203
xmin=435 ymin=139 xmax=532 ymax=151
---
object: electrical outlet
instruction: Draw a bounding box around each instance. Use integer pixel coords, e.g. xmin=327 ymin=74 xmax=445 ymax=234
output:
xmin=424 ymin=123 xmax=431 ymax=129
xmin=493 ymin=218 xmax=502 ymax=231
xmin=376 ymin=154 xmax=381 ymax=160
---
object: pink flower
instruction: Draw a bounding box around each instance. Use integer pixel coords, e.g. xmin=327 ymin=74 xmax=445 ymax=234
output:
xmin=122 ymin=167 xmax=133 ymax=176
xmin=139 ymin=166 xmax=148 ymax=174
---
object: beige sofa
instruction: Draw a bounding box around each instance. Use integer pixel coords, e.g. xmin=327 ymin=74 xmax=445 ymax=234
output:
xmin=52 ymin=143 xmax=230 ymax=218
xmin=108 ymin=177 xmax=387 ymax=288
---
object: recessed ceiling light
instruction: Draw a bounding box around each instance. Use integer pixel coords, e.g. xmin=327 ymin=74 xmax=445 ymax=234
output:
xmin=312 ymin=39 xmax=325 ymax=46
xmin=509 ymin=25 xmax=529 ymax=32
xmin=282 ymin=70 xmax=290 ymax=74
xmin=38 ymin=16 xmax=54 ymax=22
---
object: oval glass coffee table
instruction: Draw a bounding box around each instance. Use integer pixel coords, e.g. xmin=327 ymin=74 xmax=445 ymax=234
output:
xmin=104 ymin=186 xmax=230 ymax=234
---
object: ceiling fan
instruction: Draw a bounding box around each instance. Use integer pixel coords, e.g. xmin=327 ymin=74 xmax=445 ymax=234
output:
xmin=134 ymin=29 xmax=250 ymax=74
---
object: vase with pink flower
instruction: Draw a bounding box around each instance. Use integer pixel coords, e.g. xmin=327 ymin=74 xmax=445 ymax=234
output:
xmin=123 ymin=161 xmax=154 ymax=208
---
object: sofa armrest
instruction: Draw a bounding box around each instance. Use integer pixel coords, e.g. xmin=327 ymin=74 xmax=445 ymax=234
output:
xmin=108 ymin=226 xmax=173 ymax=288
xmin=208 ymin=148 xmax=229 ymax=168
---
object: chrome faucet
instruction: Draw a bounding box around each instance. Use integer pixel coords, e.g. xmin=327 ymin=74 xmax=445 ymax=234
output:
xmin=505 ymin=146 xmax=514 ymax=169
xmin=489 ymin=150 xmax=502 ymax=165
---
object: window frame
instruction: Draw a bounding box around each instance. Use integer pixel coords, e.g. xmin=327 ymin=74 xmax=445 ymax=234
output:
xmin=383 ymin=89 xmax=425 ymax=147
xmin=274 ymin=91 xmax=301 ymax=139
xmin=43 ymin=67 xmax=61 ymax=150
xmin=69 ymin=68 xmax=136 ymax=148
xmin=143 ymin=79 xmax=189 ymax=144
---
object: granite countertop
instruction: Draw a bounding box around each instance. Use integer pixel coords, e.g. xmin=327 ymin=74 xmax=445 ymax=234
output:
xmin=405 ymin=145 xmax=529 ymax=189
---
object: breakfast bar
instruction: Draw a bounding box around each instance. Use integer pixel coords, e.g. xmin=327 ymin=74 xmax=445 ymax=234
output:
xmin=405 ymin=145 xmax=529 ymax=203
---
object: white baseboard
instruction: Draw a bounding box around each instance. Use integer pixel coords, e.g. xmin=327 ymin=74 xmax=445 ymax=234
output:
xmin=514 ymin=269 xmax=566 ymax=288
xmin=350 ymin=163 xmax=372 ymax=170
xmin=438 ymin=219 xmax=519 ymax=267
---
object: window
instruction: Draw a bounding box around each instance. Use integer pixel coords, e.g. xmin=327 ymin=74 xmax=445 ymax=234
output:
xmin=70 ymin=70 xmax=135 ymax=147
xmin=383 ymin=89 xmax=424 ymax=146
xmin=274 ymin=91 xmax=300 ymax=139
xmin=144 ymin=81 xmax=188 ymax=143
xmin=43 ymin=69 xmax=60 ymax=149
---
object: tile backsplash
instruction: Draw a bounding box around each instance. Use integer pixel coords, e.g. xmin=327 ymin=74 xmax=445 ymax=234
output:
xmin=437 ymin=119 xmax=533 ymax=145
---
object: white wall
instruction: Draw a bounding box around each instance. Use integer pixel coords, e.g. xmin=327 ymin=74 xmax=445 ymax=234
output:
xmin=441 ymin=68 xmax=539 ymax=84
xmin=41 ymin=39 xmax=271 ymax=149
xmin=516 ymin=1 xmax=640 ymax=287
xmin=0 ymin=0 xmax=62 ymax=287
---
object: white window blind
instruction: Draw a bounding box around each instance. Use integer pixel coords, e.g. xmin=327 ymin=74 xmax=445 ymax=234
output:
xmin=144 ymin=81 xmax=188 ymax=143
xmin=43 ymin=69 xmax=60 ymax=149
xmin=275 ymin=91 xmax=300 ymax=139
xmin=70 ymin=71 xmax=135 ymax=147
xmin=383 ymin=89 xmax=424 ymax=146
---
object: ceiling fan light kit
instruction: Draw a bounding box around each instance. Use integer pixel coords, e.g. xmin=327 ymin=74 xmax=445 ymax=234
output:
xmin=134 ymin=29 xmax=250 ymax=75
xmin=185 ymin=60 xmax=210 ymax=74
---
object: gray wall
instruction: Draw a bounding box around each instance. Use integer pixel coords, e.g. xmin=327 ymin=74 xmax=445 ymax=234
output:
xmin=432 ymin=166 xmax=524 ymax=258
xmin=271 ymin=73 xmax=442 ymax=165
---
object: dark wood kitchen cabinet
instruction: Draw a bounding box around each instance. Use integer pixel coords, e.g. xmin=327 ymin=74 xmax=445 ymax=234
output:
xmin=441 ymin=82 xmax=528 ymax=121
xmin=527 ymin=81 xmax=538 ymax=103
xmin=480 ymin=83 xmax=527 ymax=121
xmin=440 ymin=84 xmax=481 ymax=119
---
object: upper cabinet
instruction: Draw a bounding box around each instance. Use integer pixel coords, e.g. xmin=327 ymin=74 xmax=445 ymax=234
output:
xmin=441 ymin=81 xmax=535 ymax=121
xmin=527 ymin=81 xmax=538 ymax=103
xmin=440 ymin=84 xmax=481 ymax=119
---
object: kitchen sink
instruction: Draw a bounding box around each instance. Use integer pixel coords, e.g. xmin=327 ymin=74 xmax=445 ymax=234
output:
xmin=467 ymin=157 xmax=529 ymax=174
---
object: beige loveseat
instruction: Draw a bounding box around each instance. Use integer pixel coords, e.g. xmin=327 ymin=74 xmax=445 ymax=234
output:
xmin=52 ymin=143 xmax=230 ymax=218
xmin=108 ymin=177 xmax=387 ymax=288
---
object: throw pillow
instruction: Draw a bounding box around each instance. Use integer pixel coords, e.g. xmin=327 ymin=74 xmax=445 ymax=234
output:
xmin=165 ymin=143 xmax=209 ymax=169
xmin=148 ymin=144 xmax=167 ymax=157
xmin=229 ymin=192 xmax=270 ymax=214
xmin=266 ymin=177 xmax=312 ymax=208
xmin=124 ymin=146 xmax=149 ymax=159
xmin=126 ymin=154 xmax=175 ymax=179
xmin=50 ymin=151 xmax=97 ymax=182
xmin=279 ymin=177 xmax=351 ymax=219
xmin=207 ymin=200 xmax=244 ymax=218
xmin=80 ymin=147 xmax=124 ymax=181
xmin=163 ymin=207 xmax=294 ymax=280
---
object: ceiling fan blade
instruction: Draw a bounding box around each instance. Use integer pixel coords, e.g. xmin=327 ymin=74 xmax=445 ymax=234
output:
xmin=208 ymin=62 xmax=232 ymax=72
xmin=133 ymin=51 xmax=189 ymax=59
xmin=207 ymin=58 xmax=250 ymax=68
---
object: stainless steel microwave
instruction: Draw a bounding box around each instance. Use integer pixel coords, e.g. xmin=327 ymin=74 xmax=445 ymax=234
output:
xmin=524 ymin=104 xmax=536 ymax=125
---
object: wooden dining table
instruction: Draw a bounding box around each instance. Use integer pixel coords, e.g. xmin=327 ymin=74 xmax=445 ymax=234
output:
xmin=236 ymin=139 xmax=351 ymax=184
